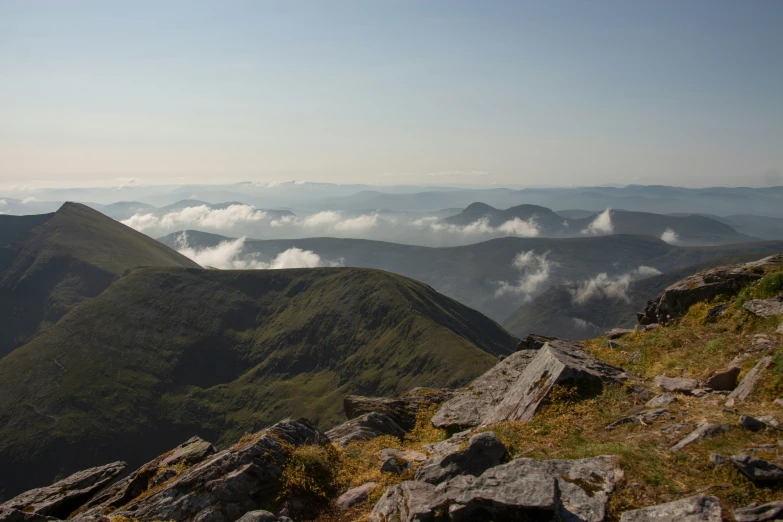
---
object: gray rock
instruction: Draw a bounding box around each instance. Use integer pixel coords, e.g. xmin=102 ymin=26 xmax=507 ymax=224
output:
xmin=729 ymin=357 xmax=773 ymax=402
xmin=607 ymin=340 xmax=623 ymax=349
xmin=660 ymin=422 xmax=693 ymax=433
xmin=0 ymin=461 xmax=126 ymax=520
xmin=777 ymin=322 xmax=783 ymax=334
xmin=432 ymin=349 xmax=539 ymax=429
xmin=743 ymin=297 xmax=783 ymax=318
xmin=731 ymin=454 xmax=783 ymax=483
xmin=619 ymin=495 xmax=722 ymax=521
xmin=646 ymin=393 xmax=676 ymax=408
xmin=421 ymin=430 xmax=472 ymax=456
xmin=517 ymin=333 xmax=557 ymax=350
xmin=671 ymin=422 xmax=728 ymax=452
xmin=369 ymin=481 xmax=442 ymax=522
xmin=380 ymin=455 xmax=404 ymax=474
xmin=414 ymin=432 xmax=506 ymax=484
xmin=709 ymin=453 xmax=729 ymax=467
xmin=344 ymin=388 xmax=454 ymax=431
xmin=654 ymin=375 xmax=699 ymax=394
xmin=605 ymin=408 xmax=674 ymax=430
xmin=734 ymin=500 xmax=783 ymax=522
xmin=740 ymin=414 xmax=780 ymax=431
xmin=380 ymin=448 xmax=427 ymax=464
xmin=702 ymin=367 xmax=741 ymax=391
xmin=235 ymin=511 xmax=278 ymax=522
xmin=326 ymin=412 xmax=406 ymax=446
xmin=606 ymin=328 xmax=635 ymax=340
xmin=111 ymin=418 xmax=327 ymax=522
xmin=0 ymin=508 xmax=61 ymax=522
xmin=335 ymin=482 xmax=377 ymax=510
xmin=482 ymin=340 xmax=631 ymax=425
xmin=707 ymin=303 xmax=731 ymax=322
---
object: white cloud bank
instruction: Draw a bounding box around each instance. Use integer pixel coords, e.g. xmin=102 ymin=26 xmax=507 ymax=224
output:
xmin=416 ymin=216 xmax=541 ymax=238
xmin=661 ymin=228 xmax=680 ymax=244
xmin=495 ymin=250 xmax=554 ymax=299
xmin=581 ymin=209 xmax=614 ymax=235
xmin=123 ymin=204 xmax=268 ymax=232
xmin=174 ymin=233 xmax=343 ymax=270
xmin=570 ymin=265 xmax=662 ymax=304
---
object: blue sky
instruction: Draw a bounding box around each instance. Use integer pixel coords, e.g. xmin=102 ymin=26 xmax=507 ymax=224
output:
xmin=0 ymin=0 xmax=781 ymax=188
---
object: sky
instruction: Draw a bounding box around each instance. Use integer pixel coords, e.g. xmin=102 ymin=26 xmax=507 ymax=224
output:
xmin=0 ymin=0 xmax=781 ymax=189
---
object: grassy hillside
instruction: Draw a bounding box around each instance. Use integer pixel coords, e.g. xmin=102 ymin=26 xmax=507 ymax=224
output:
xmin=0 ymin=213 xmax=54 ymax=247
xmin=0 ymin=266 xmax=516 ymax=496
xmin=0 ymin=203 xmax=200 ymax=358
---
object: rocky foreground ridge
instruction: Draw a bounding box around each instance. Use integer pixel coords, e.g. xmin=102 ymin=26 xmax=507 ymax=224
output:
xmin=2 ymin=255 xmax=783 ymax=522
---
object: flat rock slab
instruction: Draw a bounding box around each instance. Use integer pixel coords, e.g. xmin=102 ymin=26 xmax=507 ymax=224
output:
xmin=336 ymin=482 xmax=377 ymax=510
xmin=432 ymin=349 xmax=539 ymax=429
xmin=655 ymin=375 xmax=698 ymax=394
xmin=0 ymin=461 xmax=126 ymax=520
xmin=729 ymin=356 xmax=773 ymax=402
xmin=619 ymin=495 xmax=722 ymax=522
xmin=646 ymin=393 xmax=676 ymax=408
xmin=483 ymin=340 xmax=631 ymax=426
xmin=414 ymin=432 xmax=506 ymax=485
xmin=326 ymin=412 xmax=405 ymax=446
xmin=734 ymin=500 xmax=783 ymax=522
xmin=380 ymin=448 xmax=427 ymax=463
xmin=731 ymin=454 xmax=783 ymax=484
xmin=605 ymin=408 xmax=674 ymax=430
xmin=671 ymin=422 xmax=728 ymax=452
xmin=344 ymin=388 xmax=454 ymax=431
xmin=702 ymin=367 xmax=741 ymax=391
xmin=606 ymin=328 xmax=635 ymax=340
xmin=422 ymin=430 xmax=472 ymax=456
xmin=743 ymin=297 xmax=783 ymax=318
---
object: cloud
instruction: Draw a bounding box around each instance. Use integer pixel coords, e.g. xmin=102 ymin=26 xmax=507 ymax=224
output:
xmin=114 ymin=177 xmax=137 ymax=188
xmin=334 ymin=213 xmax=379 ymax=231
xmin=174 ymin=233 xmax=342 ymax=269
xmin=0 ymin=199 xmax=6 ymax=206
xmin=122 ymin=204 xmax=267 ymax=232
xmin=660 ymin=228 xmax=679 ymax=244
xmin=570 ymin=265 xmax=662 ymax=304
xmin=572 ymin=317 xmax=589 ymax=329
xmin=581 ymin=209 xmax=613 ymax=235
xmin=20 ymin=197 xmax=37 ymax=204
xmin=421 ymin=216 xmax=540 ymax=238
xmin=494 ymin=251 xmax=554 ymax=298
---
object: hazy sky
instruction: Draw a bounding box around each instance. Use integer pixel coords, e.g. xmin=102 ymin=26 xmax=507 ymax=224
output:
xmin=1 ymin=1 xmax=781 ymax=189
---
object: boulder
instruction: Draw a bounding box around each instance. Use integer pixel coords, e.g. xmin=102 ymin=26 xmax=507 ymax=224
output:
xmin=380 ymin=455 xmax=404 ymax=474
xmin=701 ymin=367 xmax=741 ymax=391
xmin=343 ymin=388 xmax=454 ymax=431
xmin=431 ymin=349 xmax=539 ymax=429
xmin=670 ymin=422 xmax=728 ymax=452
xmin=482 ymin=340 xmax=632 ymax=425
xmin=739 ymin=414 xmax=780 ymax=431
xmin=380 ymin=448 xmax=427 ymax=464
xmin=606 ymin=328 xmax=635 ymax=340
xmin=734 ymin=500 xmax=783 ymax=522
xmin=414 ymin=432 xmax=506 ymax=484
xmin=709 ymin=453 xmax=729 ymax=467
xmin=326 ymin=412 xmax=406 ymax=446
xmin=111 ymin=418 xmax=327 ymax=522
xmin=72 ymin=436 xmax=215 ymax=519
xmin=422 ymin=430 xmax=472 ymax=456
xmin=605 ymin=408 xmax=674 ymax=430
xmin=619 ymin=495 xmax=722 ymax=522
xmin=607 ymin=340 xmax=623 ymax=349
xmin=654 ymin=375 xmax=698 ymax=394
xmin=517 ymin=333 xmax=557 ymax=350
xmin=235 ymin=511 xmax=278 ymax=522
xmin=729 ymin=357 xmax=773 ymax=402
xmin=335 ymin=482 xmax=377 ymax=510
xmin=0 ymin=461 xmax=126 ymax=521
xmin=743 ymin=296 xmax=783 ymax=318
xmin=646 ymin=393 xmax=676 ymax=408
xmin=730 ymin=454 xmax=783 ymax=483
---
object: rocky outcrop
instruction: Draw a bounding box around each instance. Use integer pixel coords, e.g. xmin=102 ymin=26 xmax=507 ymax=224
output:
xmin=730 ymin=454 xmax=783 ymax=484
xmin=637 ymin=256 xmax=783 ymax=324
xmin=729 ymin=356 xmax=773 ymax=402
xmin=517 ymin=334 xmax=556 ymax=350
xmin=335 ymin=482 xmax=377 ymax=510
xmin=414 ymin=432 xmax=506 ymax=484
xmin=0 ymin=462 xmax=126 ymax=521
xmin=111 ymin=418 xmax=327 ymax=522
xmin=431 ymin=349 xmax=539 ymax=429
xmin=422 ymin=430 xmax=472 ymax=456
xmin=743 ymin=296 xmax=783 ymax=318
xmin=670 ymin=422 xmax=728 ymax=452
xmin=605 ymin=328 xmax=635 ymax=340
xmin=343 ymin=388 xmax=454 ymax=431
xmin=734 ymin=500 xmax=783 ymax=522
xmin=326 ymin=412 xmax=406 ymax=446
xmin=370 ymin=455 xmax=621 ymax=522
xmin=619 ymin=495 xmax=722 ymax=522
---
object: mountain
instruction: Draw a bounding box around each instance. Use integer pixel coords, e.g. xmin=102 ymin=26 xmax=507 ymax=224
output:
xmin=0 ymin=266 xmax=517 ymax=496
xmin=0 ymin=203 xmax=200 ymax=358
xmin=443 ymin=202 xmax=570 ymax=234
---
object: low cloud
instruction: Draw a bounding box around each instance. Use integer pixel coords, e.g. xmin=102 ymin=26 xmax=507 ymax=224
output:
xmin=581 ymin=209 xmax=613 ymax=235
xmin=660 ymin=228 xmax=679 ymax=244
xmin=20 ymin=197 xmax=37 ymax=204
xmin=0 ymin=199 xmax=6 ymax=206
xmin=494 ymin=251 xmax=554 ymax=299
xmin=174 ymin=233 xmax=343 ymax=270
xmin=570 ymin=265 xmax=662 ymax=304
xmin=123 ymin=204 xmax=268 ymax=232
xmin=420 ymin=216 xmax=540 ymax=238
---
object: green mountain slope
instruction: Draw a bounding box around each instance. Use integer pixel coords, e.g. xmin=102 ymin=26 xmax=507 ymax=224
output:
xmin=0 ymin=203 xmax=200 ymax=358
xmin=0 ymin=266 xmax=516 ymax=496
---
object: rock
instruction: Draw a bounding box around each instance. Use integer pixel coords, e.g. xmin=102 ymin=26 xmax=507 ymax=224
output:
xmin=607 ymin=340 xmax=623 ymax=349
xmin=335 ymin=482 xmax=377 ymax=510
xmin=731 ymin=454 xmax=783 ymax=483
xmin=605 ymin=408 xmax=674 ymax=430
xmin=606 ymin=328 xmax=635 ymax=340
xmin=778 ymin=322 xmax=783 ymax=334
xmin=111 ymin=418 xmax=328 ymax=522
xmin=371 ymin=455 xmax=622 ymax=522
xmin=725 ymin=397 xmax=736 ymax=407
xmin=380 ymin=455 xmax=404 ymax=474
xmin=431 ymin=349 xmax=539 ymax=429
xmin=646 ymin=393 xmax=676 ymax=408
xmin=380 ymin=448 xmax=427 ymax=464
xmin=0 ymin=509 xmax=61 ymax=522
xmin=326 ymin=412 xmax=406 ymax=446
xmin=710 ymin=453 xmax=729 ymax=467
xmin=638 ymin=258 xmax=775 ymax=324
xmin=660 ymin=422 xmax=693 ymax=433
xmin=691 ymin=388 xmax=709 ymax=397
xmin=671 ymin=422 xmax=728 ymax=452
xmin=729 ymin=356 xmax=773 ymax=402
xmin=422 ymin=430 xmax=472 ymax=456
xmin=635 ymin=323 xmax=661 ymax=332
xmin=707 ymin=303 xmax=731 ymax=322
xmin=482 ymin=340 xmax=632 ymax=425
xmin=414 ymin=432 xmax=506 ymax=484
xmin=702 ymin=367 xmax=741 ymax=391
xmin=740 ymin=414 xmax=780 ymax=431
xmin=235 ymin=511 xmax=278 ymax=522
xmin=758 ymin=415 xmax=781 ymax=427
xmin=0 ymin=461 xmax=126 ymax=520
xmin=619 ymin=495 xmax=722 ymax=522
xmin=734 ymin=500 xmax=783 ymax=522
xmin=517 ymin=333 xmax=557 ymax=350
xmin=344 ymin=388 xmax=454 ymax=431
xmin=775 ymin=398 xmax=783 ymax=407
xmin=73 ymin=437 xmax=216 ymax=519
xmin=655 ymin=375 xmax=698 ymax=394
xmin=743 ymin=296 xmax=783 ymax=318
